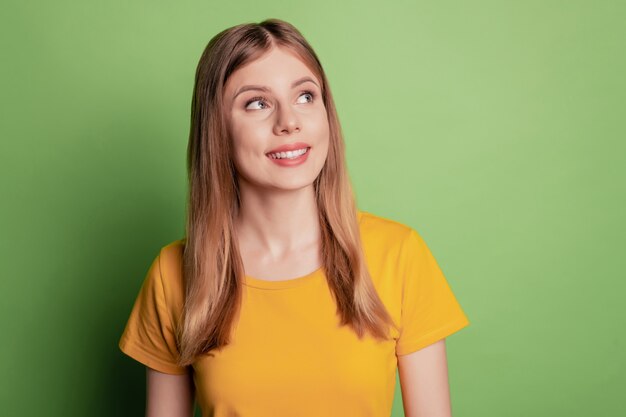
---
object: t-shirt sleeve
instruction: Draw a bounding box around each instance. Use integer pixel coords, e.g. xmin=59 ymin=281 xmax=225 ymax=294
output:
xmin=118 ymin=249 xmax=188 ymax=374
xmin=395 ymin=228 xmax=470 ymax=356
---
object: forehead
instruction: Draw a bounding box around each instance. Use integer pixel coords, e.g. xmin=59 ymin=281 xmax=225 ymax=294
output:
xmin=225 ymin=46 xmax=319 ymax=92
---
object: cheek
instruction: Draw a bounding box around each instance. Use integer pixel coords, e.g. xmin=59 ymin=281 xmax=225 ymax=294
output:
xmin=228 ymin=125 xmax=250 ymax=169
xmin=310 ymin=110 xmax=330 ymax=138
xmin=315 ymin=114 xmax=331 ymax=151
xmin=230 ymin=123 xmax=268 ymax=169
xmin=231 ymin=123 xmax=257 ymax=153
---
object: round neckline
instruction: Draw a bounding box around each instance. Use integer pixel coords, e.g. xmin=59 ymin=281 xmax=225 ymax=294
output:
xmin=241 ymin=210 xmax=363 ymax=290
xmin=243 ymin=266 xmax=324 ymax=290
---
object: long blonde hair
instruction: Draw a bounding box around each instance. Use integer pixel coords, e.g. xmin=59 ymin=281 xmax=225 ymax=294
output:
xmin=179 ymin=18 xmax=397 ymax=366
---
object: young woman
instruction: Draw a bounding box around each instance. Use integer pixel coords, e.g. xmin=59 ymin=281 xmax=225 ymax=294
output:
xmin=119 ymin=18 xmax=470 ymax=417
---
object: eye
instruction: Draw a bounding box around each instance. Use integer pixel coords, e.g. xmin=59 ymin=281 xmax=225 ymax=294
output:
xmin=297 ymin=90 xmax=315 ymax=104
xmin=244 ymin=91 xmax=316 ymax=110
xmin=245 ymin=96 xmax=269 ymax=110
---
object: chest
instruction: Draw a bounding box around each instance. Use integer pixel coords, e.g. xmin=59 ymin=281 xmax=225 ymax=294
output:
xmin=191 ymin=280 xmax=399 ymax=416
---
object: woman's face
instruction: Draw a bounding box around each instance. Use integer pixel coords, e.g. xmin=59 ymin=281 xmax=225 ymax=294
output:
xmin=223 ymin=46 xmax=330 ymax=193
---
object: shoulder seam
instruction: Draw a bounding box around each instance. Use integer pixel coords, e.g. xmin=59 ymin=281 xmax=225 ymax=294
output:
xmin=359 ymin=211 xmax=416 ymax=234
xmin=156 ymin=247 xmax=180 ymax=355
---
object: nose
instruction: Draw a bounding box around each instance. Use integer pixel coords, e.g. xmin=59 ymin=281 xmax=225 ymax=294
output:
xmin=273 ymin=103 xmax=300 ymax=135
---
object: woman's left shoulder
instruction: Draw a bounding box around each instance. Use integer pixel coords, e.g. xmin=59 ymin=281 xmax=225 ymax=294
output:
xmin=357 ymin=209 xmax=416 ymax=244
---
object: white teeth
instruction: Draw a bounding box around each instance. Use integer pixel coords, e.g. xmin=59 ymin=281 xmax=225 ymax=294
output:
xmin=268 ymin=147 xmax=308 ymax=159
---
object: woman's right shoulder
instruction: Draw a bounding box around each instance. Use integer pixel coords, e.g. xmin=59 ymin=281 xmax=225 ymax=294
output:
xmin=159 ymin=238 xmax=185 ymax=262
xmin=152 ymin=238 xmax=186 ymax=306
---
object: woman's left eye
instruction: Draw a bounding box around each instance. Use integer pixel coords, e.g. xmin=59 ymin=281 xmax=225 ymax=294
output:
xmin=297 ymin=91 xmax=315 ymax=104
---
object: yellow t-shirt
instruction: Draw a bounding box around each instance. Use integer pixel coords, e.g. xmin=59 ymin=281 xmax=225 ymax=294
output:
xmin=119 ymin=210 xmax=470 ymax=416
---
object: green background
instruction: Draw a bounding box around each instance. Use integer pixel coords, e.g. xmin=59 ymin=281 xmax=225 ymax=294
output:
xmin=1 ymin=1 xmax=624 ymax=416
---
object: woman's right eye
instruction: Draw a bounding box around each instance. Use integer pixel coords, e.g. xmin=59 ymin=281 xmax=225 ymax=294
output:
xmin=245 ymin=96 xmax=268 ymax=110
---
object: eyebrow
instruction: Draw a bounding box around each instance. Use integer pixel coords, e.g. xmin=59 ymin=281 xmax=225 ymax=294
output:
xmin=232 ymin=76 xmax=320 ymax=101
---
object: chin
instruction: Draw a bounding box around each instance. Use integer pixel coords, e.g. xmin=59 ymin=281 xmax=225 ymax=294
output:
xmin=271 ymin=179 xmax=316 ymax=192
xmin=259 ymin=173 xmax=317 ymax=190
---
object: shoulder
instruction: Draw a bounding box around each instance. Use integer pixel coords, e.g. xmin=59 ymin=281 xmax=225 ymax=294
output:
xmin=357 ymin=209 xmax=418 ymax=251
xmin=355 ymin=211 xmax=428 ymax=312
xmin=356 ymin=209 xmax=434 ymax=273
xmin=158 ymin=238 xmax=185 ymax=271
xmin=153 ymin=238 xmax=186 ymax=309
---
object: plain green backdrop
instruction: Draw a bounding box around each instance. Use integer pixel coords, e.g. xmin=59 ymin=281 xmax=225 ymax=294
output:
xmin=1 ymin=0 xmax=624 ymax=416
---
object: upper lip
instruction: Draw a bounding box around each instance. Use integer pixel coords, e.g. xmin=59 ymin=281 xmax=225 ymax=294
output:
xmin=266 ymin=142 xmax=311 ymax=154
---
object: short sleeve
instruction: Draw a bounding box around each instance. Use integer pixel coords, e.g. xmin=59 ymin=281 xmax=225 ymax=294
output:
xmin=395 ymin=229 xmax=470 ymax=356
xmin=118 ymin=250 xmax=187 ymax=374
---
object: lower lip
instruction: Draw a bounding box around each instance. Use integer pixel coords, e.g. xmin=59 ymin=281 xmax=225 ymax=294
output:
xmin=267 ymin=148 xmax=311 ymax=167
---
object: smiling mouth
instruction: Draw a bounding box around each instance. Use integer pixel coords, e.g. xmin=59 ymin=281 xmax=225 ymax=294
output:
xmin=266 ymin=147 xmax=310 ymax=160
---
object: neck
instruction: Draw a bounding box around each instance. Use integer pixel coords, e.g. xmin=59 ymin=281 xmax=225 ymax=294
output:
xmin=235 ymin=181 xmax=321 ymax=259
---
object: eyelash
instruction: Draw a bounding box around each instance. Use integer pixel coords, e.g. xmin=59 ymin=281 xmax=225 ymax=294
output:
xmin=245 ymin=90 xmax=316 ymax=109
